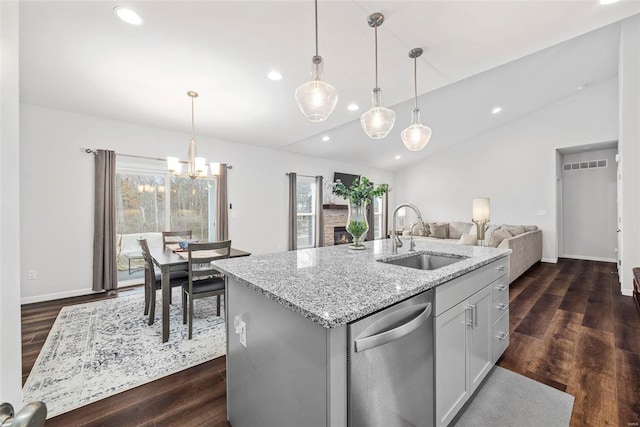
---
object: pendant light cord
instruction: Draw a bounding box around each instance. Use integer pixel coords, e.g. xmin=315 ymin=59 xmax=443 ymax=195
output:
xmin=413 ymin=57 xmax=418 ymax=110
xmin=314 ymin=0 xmax=319 ymax=57
xmin=374 ymin=25 xmax=379 ymax=88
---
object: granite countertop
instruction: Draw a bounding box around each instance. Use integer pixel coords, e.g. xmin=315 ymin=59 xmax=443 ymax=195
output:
xmin=213 ymin=239 xmax=511 ymax=328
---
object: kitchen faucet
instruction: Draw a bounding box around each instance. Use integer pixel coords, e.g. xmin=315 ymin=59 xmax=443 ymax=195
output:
xmin=391 ymin=203 xmax=425 ymax=254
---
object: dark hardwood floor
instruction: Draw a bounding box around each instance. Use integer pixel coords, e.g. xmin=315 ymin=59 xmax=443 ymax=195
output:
xmin=22 ymin=259 xmax=640 ymax=426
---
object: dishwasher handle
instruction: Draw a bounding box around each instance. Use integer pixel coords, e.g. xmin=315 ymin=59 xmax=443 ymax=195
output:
xmin=354 ymin=302 xmax=432 ymax=353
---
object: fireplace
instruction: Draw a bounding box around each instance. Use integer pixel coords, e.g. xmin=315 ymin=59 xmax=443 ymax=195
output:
xmin=334 ymin=227 xmax=352 ymax=245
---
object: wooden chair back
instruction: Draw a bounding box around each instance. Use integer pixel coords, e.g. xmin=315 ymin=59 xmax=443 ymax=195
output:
xmin=187 ymin=240 xmax=232 ymax=281
xmin=162 ymin=230 xmax=193 ymax=248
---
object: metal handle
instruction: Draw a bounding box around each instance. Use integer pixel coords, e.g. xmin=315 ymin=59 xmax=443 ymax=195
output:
xmin=498 ymin=303 xmax=508 ymax=311
xmin=498 ymin=332 xmax=509 ymax=341
xmin=497 ymin=284 xmax=507 ymax=291
xmin=472 ymin=304 xmax=478 ymax=327
xmin=497 ymin=266 xmax=507 ymax=271
xmin=465 ymin=306 xmax=473 ymax=326
xmin=354 ymin=303 xmax=432 ymax=353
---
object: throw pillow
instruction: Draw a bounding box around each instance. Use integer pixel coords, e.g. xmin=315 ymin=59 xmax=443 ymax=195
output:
xmin=458 ymin=233 xmax=477 ymax=246
xmin=488 ymin=230 xmax=512 ymax=247
xmin=523 ymin=225 xmax=538 ymax=232
xmin=502 ymin=225 xmax=525 ymax=236
xmin=449 ymin=222 xmax=473 ymax=239
xmin=484 ymin=225 xmax=499 ymax=243
xmin=430 ymin=223 xmax=449 ymax=239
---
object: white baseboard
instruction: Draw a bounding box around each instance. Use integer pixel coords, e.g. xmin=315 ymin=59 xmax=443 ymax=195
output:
xmin=560 ymin=254 xmax=617 ymax=263
xmin=21 ymin=288 xmax=102 ymax=305
xmin=541 ymin=258 xmax=557 ymax=263
xmin=621 ymin=288 xmax=633 ymax=297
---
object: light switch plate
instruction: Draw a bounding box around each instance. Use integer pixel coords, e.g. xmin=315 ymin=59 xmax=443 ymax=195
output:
xmin=536 ymin=210 xmax=547 ymax=216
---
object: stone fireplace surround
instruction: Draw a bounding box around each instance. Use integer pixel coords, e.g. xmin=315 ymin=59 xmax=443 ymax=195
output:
xmin=322 ymin=204 xmax=348 ymax=246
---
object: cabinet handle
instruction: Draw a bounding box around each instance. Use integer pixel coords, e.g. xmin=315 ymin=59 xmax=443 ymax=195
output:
xmin=465 ymin=306 xmax=473 ymax=327
xmin=497 ymin=285 xmax=507 ymax=291
xmin=497 ymin=266 xmax=507 ymax=271
xmin=472 ymin=305 xmax=478 ymax=327
xmin=498 ymin=332 xmax=509 ymax=341
xmin=498 ymin=303 xmax=508 ymax=311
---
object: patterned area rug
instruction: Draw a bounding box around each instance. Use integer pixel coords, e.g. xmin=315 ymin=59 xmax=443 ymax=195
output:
xmin=22 ymin=288 xmax=226 ymax=419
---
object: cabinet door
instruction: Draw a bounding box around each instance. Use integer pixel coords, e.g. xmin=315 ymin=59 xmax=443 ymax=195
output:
xmin=467 ymin=285 xmax=493 ymax=392
xmin=434 ymin=301 xmax=470 ymax=427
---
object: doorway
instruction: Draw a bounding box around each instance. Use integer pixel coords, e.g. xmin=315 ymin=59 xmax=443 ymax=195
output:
xmin=557 ymin=142 xmax=618 ymax=262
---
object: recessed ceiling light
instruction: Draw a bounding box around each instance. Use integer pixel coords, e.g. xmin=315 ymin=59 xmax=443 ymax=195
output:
xmin=491 ymin=106 xmax=502 ymax=115
xmin=576 ymin=83 xmax=589 ymax=91
xmin=394 ymin=155 xmax=402 ymax=160
xmin=322 ymin=135 xmax=330 ymax=142
xmin=347 ymin=104 xmax=359 ymax=111
xmin=267 ymin=71 xmax=283 ymax=81
xmin=114 ymin=6 xmax=143 ymax=25
xmin=600 ymin=0 xmax=620 ymax=4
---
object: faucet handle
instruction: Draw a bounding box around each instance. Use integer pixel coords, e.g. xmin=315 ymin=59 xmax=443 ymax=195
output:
xmin=395 ymin=233 xmax=403 ymax=248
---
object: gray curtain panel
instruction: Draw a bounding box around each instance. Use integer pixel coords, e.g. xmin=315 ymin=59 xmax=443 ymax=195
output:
xmin=314 ymin=175 xmax=324 ymax=247
xmin=216 ymin=164 xmax=229 ymax=242
xmin=92 ymin=149 xmax=117 ymax=291
xmin=288 ymin=173 xmax=297 ymax=251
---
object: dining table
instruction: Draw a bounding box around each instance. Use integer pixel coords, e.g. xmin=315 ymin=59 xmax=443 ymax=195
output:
xmin=149 ymin=245 xmax=251 ymax=343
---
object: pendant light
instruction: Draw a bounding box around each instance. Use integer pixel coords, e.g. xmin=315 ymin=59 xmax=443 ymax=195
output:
xmin=401 ymin=48 xmax=432 ymax=151
xmin=295 ymin=0 xmax=338 ymax=122
xmin=167 ymin=91 xmax=208 ymax=179
xmin=361 ymin=12 xmax=395 ymax=139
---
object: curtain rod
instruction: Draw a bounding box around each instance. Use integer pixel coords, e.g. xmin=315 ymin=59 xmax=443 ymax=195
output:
xmin=285 ymin=172 xmax=322 ymax=179
xmin=85 ymin=149 xmax=232 ymax=169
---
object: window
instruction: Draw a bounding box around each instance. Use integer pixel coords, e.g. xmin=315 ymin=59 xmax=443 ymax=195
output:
xmin=116 ymin=171 xmax=217 ymax=240
xmin=296 ymin=176 xmax=316 ymax=249
xmin=372 ymin=195 xmax=385 ymax=239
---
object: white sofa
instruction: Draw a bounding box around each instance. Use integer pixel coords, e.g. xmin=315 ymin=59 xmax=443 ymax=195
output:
xmin=404 ymin=221 xmax=542 ymax=284
xmin=116 ymin=232 xmax=163 ymax=271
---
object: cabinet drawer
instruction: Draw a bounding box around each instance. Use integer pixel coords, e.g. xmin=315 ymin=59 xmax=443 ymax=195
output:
xmin=486 ymin=256 xmax=508 ymax=285
xmin=492 ymin=309 xmax=509 ymax=363
xmin=492 ymin=292 xmax=509 ymax=324
xmin=491 ymin=275 xmax=509 ymax=303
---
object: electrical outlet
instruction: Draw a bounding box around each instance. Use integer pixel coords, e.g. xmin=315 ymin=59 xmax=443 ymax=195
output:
xmin=27 ymin=270 xmax=37 ymax=280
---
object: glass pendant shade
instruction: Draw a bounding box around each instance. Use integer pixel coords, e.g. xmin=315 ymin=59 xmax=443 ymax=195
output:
xmin=401 ymin=108 xmax=432 ymax=151
xmin=360 ymin=88 xmax=396 ymax=139
xmin=295 ymin=56 xmax=338 ymax=122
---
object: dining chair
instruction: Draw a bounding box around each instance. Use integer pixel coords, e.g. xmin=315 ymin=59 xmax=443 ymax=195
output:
xmin=181 ymin=240 xmax=232 ymax=339
xmin=138 ymin=237 xmax=189 ymax=326
xmin=162 ymin=230 xmax=193 ymax=248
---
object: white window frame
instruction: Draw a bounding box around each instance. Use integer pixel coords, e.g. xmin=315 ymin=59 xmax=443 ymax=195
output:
xmin=296 ymin=176 xmax=317 ymax=249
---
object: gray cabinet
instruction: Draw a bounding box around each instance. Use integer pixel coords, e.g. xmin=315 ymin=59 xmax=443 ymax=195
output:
xmin=434 ymin=257 xmax=508 ymax=427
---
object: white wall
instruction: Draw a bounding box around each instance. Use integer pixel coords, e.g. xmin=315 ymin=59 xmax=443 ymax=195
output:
xmin=20 ymin=104 xmax=394 ymax=302
xmin=394 ymin=77 xmax=618 ymax=263
xmin=619 ymin=16 xmax=640 ymax=296
xmin=1 ymin=0 xmax=23 ymax=409
xmin=560 ymin=149 xmax=617 ymax=262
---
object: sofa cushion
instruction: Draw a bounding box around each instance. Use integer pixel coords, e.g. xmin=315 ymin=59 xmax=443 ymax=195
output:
xmin=502 ymin=225 xmax=526 ymax=236
xmin=484 ymin=225 xmax=499 ymax=243
xmin=522 ymin=225 xmax=538 ymax=232
xmin=458 ymin=233 xmax=477 ymax=246
xmin=430 ymin=223 xmax=449 ymax=239
xmin=488 ymin=229 xmax=511 ymax=247
xmin=449 ymin=221 xmax=473 ymax=239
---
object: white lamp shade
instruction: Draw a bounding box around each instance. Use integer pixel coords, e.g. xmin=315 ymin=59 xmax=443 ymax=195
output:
xmin=167 ymin=156 xmax=180 ymax=172
xmin=472 ymin=198 xmax=490 ymax=221
xmin=195 ymin=157 xmax=206 ymax=172
xmin=361 ymin=88 xmax=395 ymax=139
xmin=401 ymin=109 xmax=432 ymax=151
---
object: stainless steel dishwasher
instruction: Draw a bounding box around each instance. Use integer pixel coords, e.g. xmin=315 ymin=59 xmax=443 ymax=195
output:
xmin=348 ymin=288 xmax=434 ymax=427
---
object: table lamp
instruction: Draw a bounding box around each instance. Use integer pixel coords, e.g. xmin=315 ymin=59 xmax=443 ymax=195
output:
xmin=472 ymin=198 xmax=490 ymax=245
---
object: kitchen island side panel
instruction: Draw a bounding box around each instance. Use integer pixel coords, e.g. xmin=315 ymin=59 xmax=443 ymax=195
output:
xmin=227 ymin=276 xmax=346 ymax=427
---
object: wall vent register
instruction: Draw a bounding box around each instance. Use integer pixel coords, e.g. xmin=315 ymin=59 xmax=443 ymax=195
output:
xmin=562 ymin=159 xmax=607 ymax=171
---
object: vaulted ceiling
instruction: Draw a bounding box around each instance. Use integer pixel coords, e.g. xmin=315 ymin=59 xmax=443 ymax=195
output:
xmin=19 ymin=1 xmax=640 ymax=170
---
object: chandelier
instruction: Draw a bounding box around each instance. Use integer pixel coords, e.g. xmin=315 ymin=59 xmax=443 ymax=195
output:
xmin=167 ymin=91 xmax=220 ymax=179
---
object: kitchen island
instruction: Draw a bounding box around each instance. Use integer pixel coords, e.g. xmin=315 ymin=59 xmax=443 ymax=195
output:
xmin=213 ymin=239 xmax=510 ymax=427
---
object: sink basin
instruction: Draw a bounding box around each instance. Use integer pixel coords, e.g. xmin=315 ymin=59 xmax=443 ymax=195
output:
xmin=382 ymin=253 xmax=468 ymax=271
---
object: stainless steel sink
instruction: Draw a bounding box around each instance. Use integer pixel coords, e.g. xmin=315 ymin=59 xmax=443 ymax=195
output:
xmin=381 ymin=253 xmax=468 ymax=271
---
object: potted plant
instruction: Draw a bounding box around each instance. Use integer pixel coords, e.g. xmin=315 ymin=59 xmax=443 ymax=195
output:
xmin=332 ymin=176 xmax=389 ymax=250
